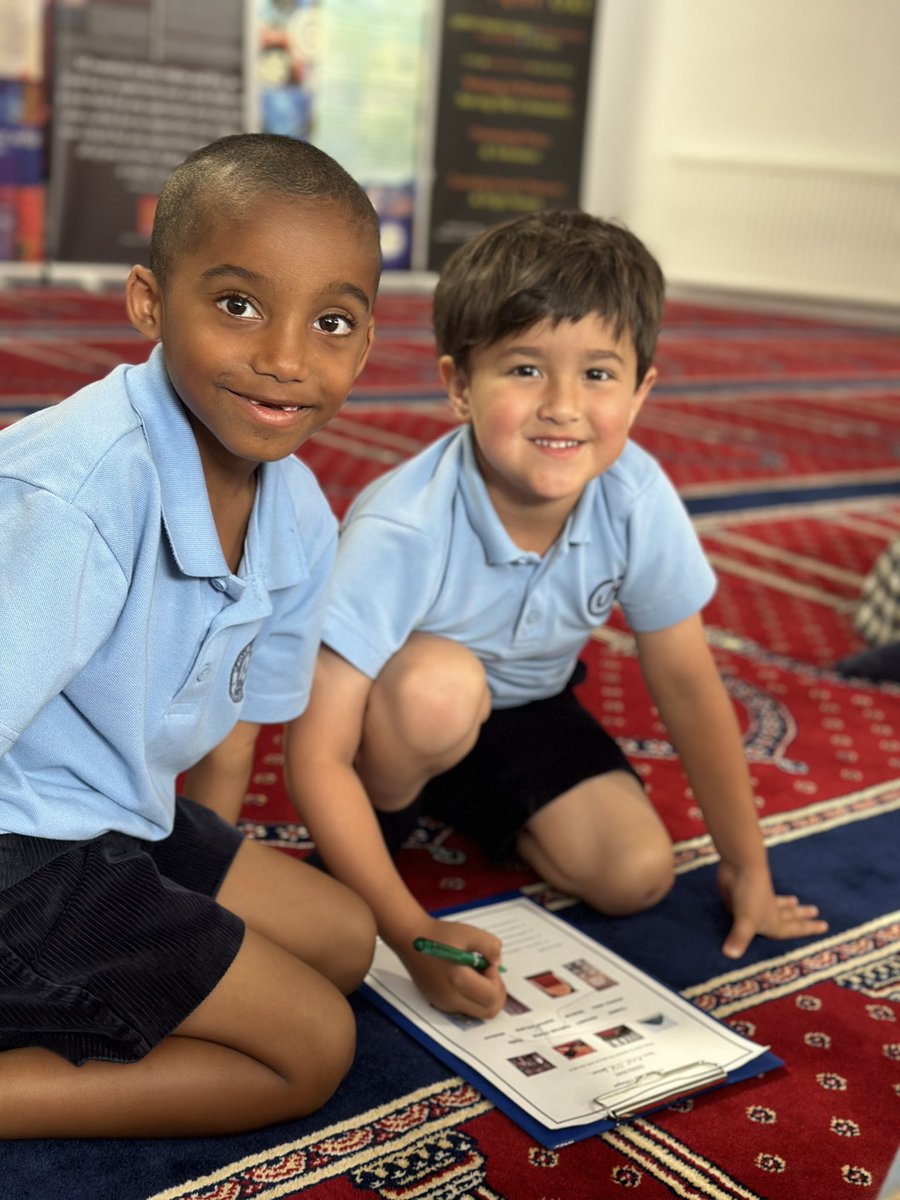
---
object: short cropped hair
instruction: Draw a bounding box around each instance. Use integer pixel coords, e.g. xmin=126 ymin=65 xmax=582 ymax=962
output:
xmin=433 ymin=210 xmax=665 ymax=383
xmin=150 ymin=133 xmax=382 ymax=287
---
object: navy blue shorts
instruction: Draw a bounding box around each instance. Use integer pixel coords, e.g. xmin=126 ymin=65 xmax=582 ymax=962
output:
xmin=0 ymin=797 xmax=244 ymax=1066
xmin=419 ymin=661 xmax=641 ymax=863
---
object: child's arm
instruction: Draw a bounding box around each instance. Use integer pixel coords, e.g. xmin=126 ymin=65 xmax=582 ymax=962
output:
xmin=181 ymin=720 xmax=261 ymax=824
xmin=285 ymin=646 xmax=506 ymax=1018
xmin=634 ymin=614 xmax=828 ymax=958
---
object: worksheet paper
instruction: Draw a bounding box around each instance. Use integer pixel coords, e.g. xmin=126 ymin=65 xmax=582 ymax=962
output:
xmin=364 ymin=897 xmax=777 ymax=1144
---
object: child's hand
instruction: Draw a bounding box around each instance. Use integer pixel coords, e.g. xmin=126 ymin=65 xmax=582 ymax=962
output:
xmin=717 ymin=861 xmax=828 ymax=959
xmin=398 ymin=917 xmax=506 ymax=1019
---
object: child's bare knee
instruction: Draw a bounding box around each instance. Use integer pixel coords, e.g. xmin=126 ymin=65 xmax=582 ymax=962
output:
xmin=329 ymin=893 xmax=377 ymax=994
xmin=282 ymin=993 xmax=357 ymax=1117
xmin=378 ymin=637 xmax=487 ymax=755
xmin=531 ymin=833 xmax=674 ymax=916
xmin=582 ymin=845 xmax=675 ymax=915
xmin=310 ymin=996 xmax=357 ymax=1105
xmin=624 ymin=850 xmax=675 ymax=911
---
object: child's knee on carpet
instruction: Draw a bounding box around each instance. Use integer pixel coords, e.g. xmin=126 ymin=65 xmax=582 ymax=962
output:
xmin=518 ymin=774 xmax=675 ymax=915
xmin=282 ymin=993 xmax=358 ymax=1116
xmin=179 ymin=928 xmax=360 ymax=1118
xmin=531 ymin=835 xmax=674 ymax=915
xmin=253 ymin=959 xmax=359 ymax=1121
xmin=579 ymin=839 xmax=675 ymax=914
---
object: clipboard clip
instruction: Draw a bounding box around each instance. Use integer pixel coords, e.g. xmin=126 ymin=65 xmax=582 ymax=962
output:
xmin=592 ymin=1060 xmax=727 ymax=1119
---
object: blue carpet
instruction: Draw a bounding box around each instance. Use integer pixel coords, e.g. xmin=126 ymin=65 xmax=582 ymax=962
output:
xmin=7 ymin=806 xmax=896 ymax=1200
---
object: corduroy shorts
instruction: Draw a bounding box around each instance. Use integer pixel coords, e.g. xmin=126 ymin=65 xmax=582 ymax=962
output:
xmin=0 ymin=796 xmax=244 ymax=1065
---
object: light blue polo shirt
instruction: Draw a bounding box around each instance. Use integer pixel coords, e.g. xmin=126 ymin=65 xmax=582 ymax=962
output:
xmin=0 ymin=345 xmax=336 ymax=841
xmin=323 ymin=426 xmax=715 ymax=707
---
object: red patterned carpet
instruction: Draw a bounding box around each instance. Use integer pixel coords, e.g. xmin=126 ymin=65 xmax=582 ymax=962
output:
xmin=2 ymin=289 xmax=899 ymax=1199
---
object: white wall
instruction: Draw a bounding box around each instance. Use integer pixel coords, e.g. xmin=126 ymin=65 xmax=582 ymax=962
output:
xmin=584 ymin=0 xmax=900 ymax=310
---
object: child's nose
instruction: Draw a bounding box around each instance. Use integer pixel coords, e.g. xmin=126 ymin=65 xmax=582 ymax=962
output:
xmin=251 ymin=319 xmax=309 ymax=382
xmin=537 ymin=380 xmax=580 ymax=421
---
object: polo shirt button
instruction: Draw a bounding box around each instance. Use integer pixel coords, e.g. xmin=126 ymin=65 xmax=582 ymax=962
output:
xmin=525 ymin=610 xmax=541 ymax=625
xmin=211 ymin=578 xmax=227 ymax=592
xmin=197 ymin=665 xmax=212 ymax=681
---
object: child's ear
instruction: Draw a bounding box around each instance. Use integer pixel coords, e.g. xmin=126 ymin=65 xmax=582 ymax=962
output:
xmin=629 ymin=365 xmax=657 ymax=428
xmin=438 ymin=355 xmax=471 ymax=422
xmin=125 ymin=265 xmax=163 ymax=341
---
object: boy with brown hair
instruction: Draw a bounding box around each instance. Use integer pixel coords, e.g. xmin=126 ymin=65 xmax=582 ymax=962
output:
xmin=286 ymin=210 xmax=827 ymax=1020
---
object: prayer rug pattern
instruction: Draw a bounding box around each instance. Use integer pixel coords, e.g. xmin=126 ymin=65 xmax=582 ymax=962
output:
xmin=1 ymin=290 xmax=898 ymax=1199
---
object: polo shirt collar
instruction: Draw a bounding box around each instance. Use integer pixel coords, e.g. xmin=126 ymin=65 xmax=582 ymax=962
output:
xmin=457 ymin=425 xmax=595 ymax=562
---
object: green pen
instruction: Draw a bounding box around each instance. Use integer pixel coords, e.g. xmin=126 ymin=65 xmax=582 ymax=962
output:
xmin=413 ymin=937 xmax=492 ymax=972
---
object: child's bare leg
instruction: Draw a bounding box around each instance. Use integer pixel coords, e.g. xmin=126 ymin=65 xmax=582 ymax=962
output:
xmin=356 ymin=634 xmax=490 ymax=811
xmin=0 ymin=929 xmax=355 ymax=1138
xmin=217 ymin=835 xmax=376 ymax=993
xmin=0 ymin=829 xmax=376 ymax=1139
xmin=517 ymin=771 xmax=675 ymax=914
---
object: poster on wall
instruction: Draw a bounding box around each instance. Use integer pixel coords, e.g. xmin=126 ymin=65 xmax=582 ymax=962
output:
xmin=46 ymin=0 xmax=246 ymax=266
xmin=256 ymin=0 xmax=430 ymax=271
xmin=426 ymin=0 xmax=597 ymax=272
xmin=256 ymin=0 xmax=319 ymax=142
xmin=0 ymin=0 xmax=46 ymax=263
xmin=0 ymin=0 xmax=44 ymax=78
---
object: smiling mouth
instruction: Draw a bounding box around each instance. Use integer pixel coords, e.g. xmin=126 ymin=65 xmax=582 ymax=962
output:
xmin=533 ymin=437 xmax=582 ymax=449
xmin=249 ymin=399 xmax=302 ymax=412
xmin=232 ymin=388 xmax=308 ymax=414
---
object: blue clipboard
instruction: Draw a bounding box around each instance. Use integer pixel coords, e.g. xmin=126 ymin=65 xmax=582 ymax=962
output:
xmin=361 ymin=893 xmax=784 ymax=1149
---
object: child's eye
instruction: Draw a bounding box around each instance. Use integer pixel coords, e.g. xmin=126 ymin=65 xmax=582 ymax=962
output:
xmin=586 ymin=367 xmax=613 ymax=382
xmin=511 ymin=364 xmax=540 ymax=377
xmin=217 ymin=294 xmax=260 ymax=320
xmin=315 ymin=312 xmax=356 ymax=336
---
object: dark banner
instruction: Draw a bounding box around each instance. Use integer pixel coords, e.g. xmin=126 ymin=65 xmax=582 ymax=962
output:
xmin=46 ymin=0 xmax=245 ymax=265
xmin=426 ymin=0 xmax=597 ymax=271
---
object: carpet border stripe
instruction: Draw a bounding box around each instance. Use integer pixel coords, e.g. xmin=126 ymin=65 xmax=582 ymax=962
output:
xmin=684 ymin=911 xmax=900 ymax=1015
xmin=603 ymin=1119 xmax=764 ymax=1200
xmin=145 ymin=1080 xmax=491 ymax=1200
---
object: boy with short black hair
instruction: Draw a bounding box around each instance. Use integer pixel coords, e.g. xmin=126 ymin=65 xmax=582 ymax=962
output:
xmin=0 ymin=133 xmax=379 ymax=1137
xmin=286 ymin=210 xmax=827 ymax=1020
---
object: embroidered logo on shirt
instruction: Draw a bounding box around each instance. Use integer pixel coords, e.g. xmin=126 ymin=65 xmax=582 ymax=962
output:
xmin=587 ymin=577 xmax=622 ymax=619
xmin=230 ymin=641 xmax=254 ymax=702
